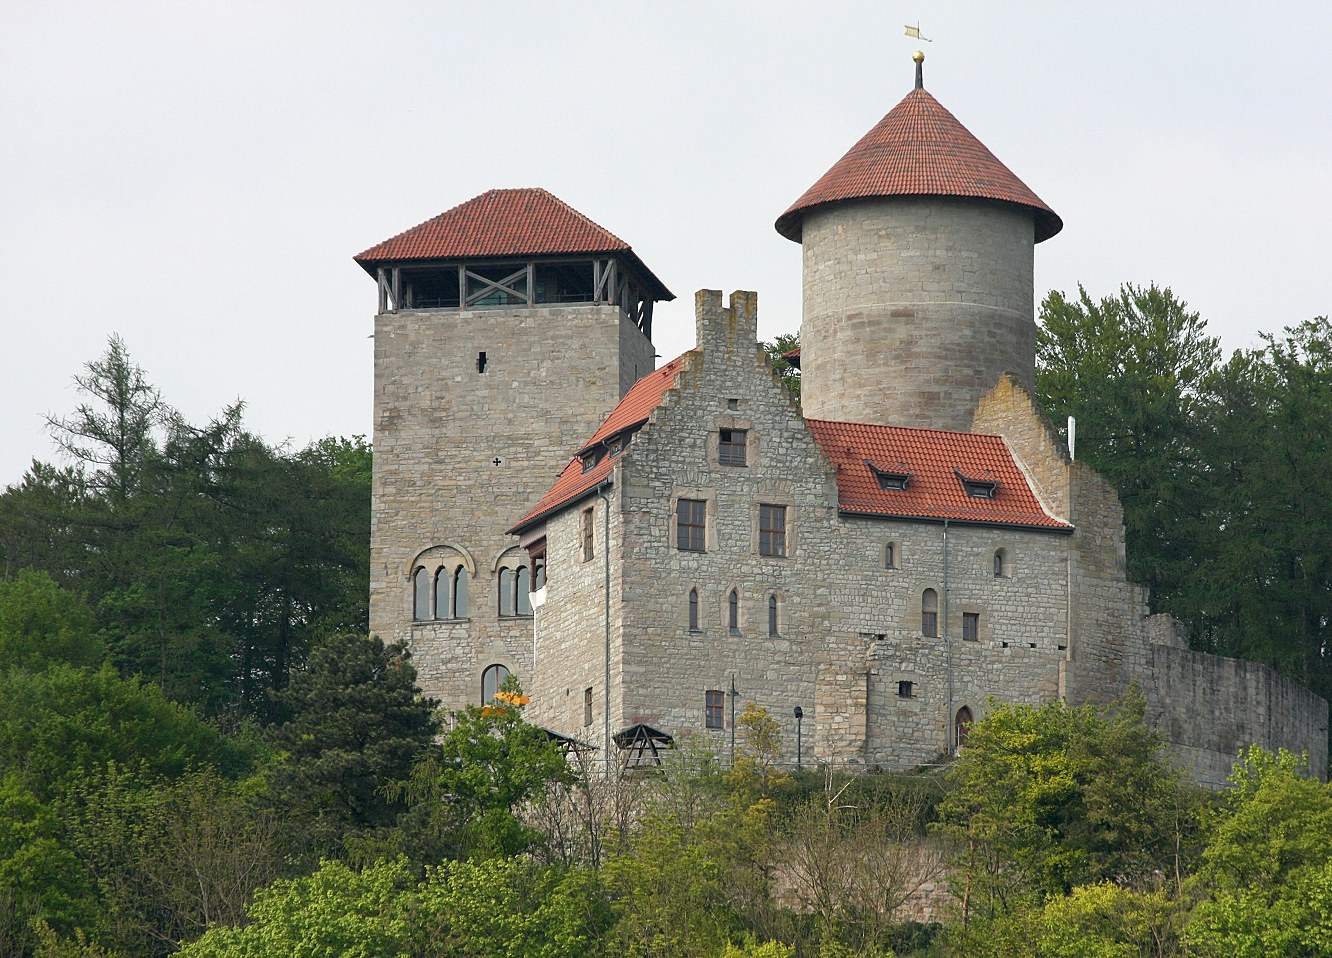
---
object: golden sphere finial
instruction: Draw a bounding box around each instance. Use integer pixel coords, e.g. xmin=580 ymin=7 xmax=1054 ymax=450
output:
xmin=912 ymin=50 xmax=925 ymax=64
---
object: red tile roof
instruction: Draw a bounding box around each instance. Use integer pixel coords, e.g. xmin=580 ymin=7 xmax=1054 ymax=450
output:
xmin=355 ymin=188 xmax=673 ymax=299
xmin=775 ymin=89 xmax=1062 ymax=244
xmin=508 ymin=354 xmax=692 ymax=533
xmin=806 ymin=419 xmax=1070 ymax=530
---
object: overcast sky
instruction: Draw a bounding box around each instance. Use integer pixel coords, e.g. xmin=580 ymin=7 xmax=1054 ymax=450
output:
xmin=2 ymin=2 xmax=1329 ymax=489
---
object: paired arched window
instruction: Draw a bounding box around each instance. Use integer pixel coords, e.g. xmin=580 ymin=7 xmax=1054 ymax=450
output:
xmin=415 ymin=563 xmax=469 ymax=621
xmin=955 ymin=706 xmax=974 ymax=751
xmin=728 ymin=589 xmax=740 ymax=635
xmin=921 ymin=589 xmax=938 ymax=637
xmin=481 ymin=663 xmax=511 ymax=704
xmin=767 ymin=594 xmax=779 ymax=637
xmin=498 ymin=566 xmax=533 ymax=616
xmin=688 ymin=588 xmax=700 ymax=632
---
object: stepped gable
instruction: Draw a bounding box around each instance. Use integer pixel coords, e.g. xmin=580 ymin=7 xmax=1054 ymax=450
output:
xmin=355 ymin=187 xmax=672 ymax=299
xmin=509 ymin=353 xmax=691 ymax=533
xmin=775 ymin=88 xmax=1062 ymax=243
xmin=806 ymin=419 xmax=1071 ymax=530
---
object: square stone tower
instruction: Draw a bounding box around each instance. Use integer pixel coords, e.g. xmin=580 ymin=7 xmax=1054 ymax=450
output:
xmin=357 ymin=188 xmax=672 ymax=711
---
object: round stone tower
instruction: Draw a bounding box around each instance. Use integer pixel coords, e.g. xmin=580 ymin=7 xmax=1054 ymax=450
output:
xmin=776 ymin=54 xmax=1062 ymax=432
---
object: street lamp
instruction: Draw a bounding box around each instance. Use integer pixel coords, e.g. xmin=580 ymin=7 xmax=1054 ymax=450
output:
xmin=793 ymin=706 xmax=804 ymax=768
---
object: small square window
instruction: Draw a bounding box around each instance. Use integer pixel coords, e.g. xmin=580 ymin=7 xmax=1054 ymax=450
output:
xmin=719 ymin=429 xmax=747 ymax=466
xmin=759 ymin=504 xmax=786 ymax=557
xmin=676 ymin=498 xmax=706 ymax=552
xmin=705 ymin=689 xmax=724 ymax=729
xmin=963 ymin=612 xmax=980 ymax=642
xmin=898 ymin=680 xmax=914 ymax=698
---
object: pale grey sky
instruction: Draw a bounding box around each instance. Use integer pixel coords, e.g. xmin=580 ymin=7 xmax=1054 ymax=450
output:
xmin=2 ymin=2 xmax=1329 ymax=488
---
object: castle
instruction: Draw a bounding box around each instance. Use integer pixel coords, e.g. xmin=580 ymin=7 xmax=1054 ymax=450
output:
xmin=359 ymin=57 xmax=1327 ymax=783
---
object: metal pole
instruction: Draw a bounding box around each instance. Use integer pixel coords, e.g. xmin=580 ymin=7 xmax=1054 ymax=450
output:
xmin=596 ymin=483 xmax=611 ymax=779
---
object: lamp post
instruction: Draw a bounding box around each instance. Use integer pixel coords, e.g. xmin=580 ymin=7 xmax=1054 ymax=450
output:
xmin=794 ymin=706 xmax=803 ymax=768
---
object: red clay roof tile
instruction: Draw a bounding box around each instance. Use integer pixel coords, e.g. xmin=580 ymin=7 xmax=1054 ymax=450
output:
xmin=355 ymin=187 xmax=673 ymax=300
xmin=806 ymin=419 xmax=1070 ymax=530
xmin=776 ymin=89 xmax=1061 ymax=243
xmin=508 ymin=354 xmax=692 ymax=533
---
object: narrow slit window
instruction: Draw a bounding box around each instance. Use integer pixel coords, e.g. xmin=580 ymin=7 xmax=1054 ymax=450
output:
xmin=767 ymin=594 xmax=779 ymax=637
xmin=921 ymin=588 xmax=938 ymax=638
xmin=688 ymin=588 xmax=700 ymax=632
xmin=728 ymin=589 xmax=740 ymax=635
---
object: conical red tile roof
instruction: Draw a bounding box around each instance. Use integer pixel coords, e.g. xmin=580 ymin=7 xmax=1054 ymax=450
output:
xmin=355 ymin=188 xmax=672 ymax=299
xmin=776 ymin=88 xmax=1061 ymax=243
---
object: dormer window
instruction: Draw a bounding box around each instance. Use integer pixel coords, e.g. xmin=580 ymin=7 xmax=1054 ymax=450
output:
xmin=955 ymin=468 xmax=998 ymax=499
xmin=580 ymin=449 xmax=604 ymax=473
xmin=867 ymin=461 xmax=910 ymax=491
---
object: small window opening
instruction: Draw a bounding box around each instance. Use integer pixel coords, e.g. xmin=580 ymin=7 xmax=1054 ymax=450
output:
xmin=867 ymin=461 xmax=910 ymax=491
xmin=728 ymin=589 xmax=740 ymax=635
xmin=898 ymin=680 xmax=914 ymax=698
xmin=688 ymin=588 xmax=700 ymax=632
xmin=727 ymin=398 xmax=739 ymax=410
xmin=994 ymin=548 xmax=1010 ymax=577
xmin=705 ymin=689 xmax=724 ymax=729
xmin=719 ymin=428 xmax=747 ymax=466
xmin=581 ymin=507 xmax=595 ymax=561
xmin=583 ymin=687 xmax=593 ymax=726
xmin=885 ymin=541 xmax=898 ymax=570
xmin=767 ymin=594 xmax=779 ymax=637
xmin=962 ymin=612 xmax=979 ymax=642
xmin=921 ymin=588 xmax=938 ymax=637
xmin=955 ymin=468 xmax=998 ymax=499
xmin=477 ymin=351 xmax=488 ymax=373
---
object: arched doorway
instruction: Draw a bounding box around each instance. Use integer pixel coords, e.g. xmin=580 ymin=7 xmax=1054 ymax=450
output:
xmin=954 ymin=706 xmax=974 ymax=752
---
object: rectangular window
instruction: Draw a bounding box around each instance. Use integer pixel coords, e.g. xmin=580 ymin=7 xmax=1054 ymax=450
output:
xmin=584 ymin=687 xmax=593 ymax=727
xmin=581 ymin=507 xmax=594 ymax=562
xmin=759 ymin=504 xmax=786 ymax=557
xmin=898 ymin=680 xmax=914 ymax=698
xmin=922 ymin=610 xmax=938 ymax=638
xmin=963 ymin=612 xmax=980 ymax=642
xmin=719 ymin=429 xmax=747 ymax=466
xmin=676 ymin=498 xmax=706 ymax=552
xmin=705 ymin=689 xmax=724 ymax=729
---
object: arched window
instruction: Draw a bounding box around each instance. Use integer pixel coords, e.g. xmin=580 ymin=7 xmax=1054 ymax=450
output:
xmin=433 ymin=567 xmax=449 ymax=619
xmin=516 ymin=566 xmax=531 ymax=615
xmin=688 ymin=588 xmax=700 ymax=632
xmin=412 ymin=567 xmax=430 ymax=621
xmin=498 ymin=567 xmax=515 ymax=616
xmin=921 ymin=589 xmax=938 ymax=637
xmin=728 ymin=589 xmax=740 ymax=635
xmin=453 ymin=567 xmax=469 ymax=618
xmin=768 ymin=594 xmax=779 ymax=637
xmin=885 ymin=541 xmax=898 ymax=570
xmin=481 ymin=663 xmax=511 ymax=703
xmin=955 ymin=706 xmax=974 ymax=751
xmin=994 ymin=548 xmax=1010 ymax=578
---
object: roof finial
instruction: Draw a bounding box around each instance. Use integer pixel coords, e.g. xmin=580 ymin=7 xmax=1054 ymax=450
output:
xmin=904 ymin=23 xmax=930 ymax=90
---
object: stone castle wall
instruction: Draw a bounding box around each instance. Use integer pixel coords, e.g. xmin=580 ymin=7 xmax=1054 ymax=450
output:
xmin=369 ymin=302 xmax=652 ymax=711
xmin=799 ymin=197 xmax=1035 ymax=432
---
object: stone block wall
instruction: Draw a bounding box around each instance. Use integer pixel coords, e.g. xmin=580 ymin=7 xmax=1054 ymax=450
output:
xmin=369 ymin=302 xmax=652 ymax=711
xmin=799 ymin=197 xmax=1035 ymax=432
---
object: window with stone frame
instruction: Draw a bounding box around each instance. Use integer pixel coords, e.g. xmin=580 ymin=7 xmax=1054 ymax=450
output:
xmin=481 ymin=663 xmax=511 ymax=704
xmin=584 ymin=687 xmax=593 ymax=727
xmin=677 ymin=498 xmax=706 ymax=552
xmin=993 ymin=548 xmax=1010 ymax=578
xmin=433 ymin=565 xmax=469 ymax=619
xmin=727 ymin=589 xmax=741 ymax=635
xmin=688 ymin=588 xmax=701 ymax=632
xmin=768 ymin=594 xmax=779 ymax=636
xmin=718 ymin=428 xmax=747 ymax=466
xmin=885 ymin=541 xmax=899 ymax=570
xmin=962 ymin=612 xmax=980 ymax=642
xmin=759 ymin=504 xmax=787 ymax=557
xmin=705 ymin=689 xmax=724 ymax=729
xmin=898 ymin=680 xmax=914 ymax=698
xmin=581 ymin=506 xmax=595 ymax=561
xmin=921 ymin=588 xmax=938 ymax=637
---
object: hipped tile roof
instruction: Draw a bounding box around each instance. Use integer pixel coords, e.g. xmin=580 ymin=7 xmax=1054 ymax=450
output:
xmin=776 ymin=88 xmax=1061 ymax=243
xmin=355 ymin=188 xmax=673 ymax=300
xmin=806 ymin=419 xmax=1070 ymax=530
xmin=508 ymin=354 xmax=691 ymax=533
xmin=510 ymin=355 xmax=1070 ymax=535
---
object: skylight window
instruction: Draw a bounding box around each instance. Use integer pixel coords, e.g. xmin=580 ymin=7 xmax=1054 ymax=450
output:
xmin=867 ymin=461 xmax=910 ymax=491
xmin=955 ymin=468 xmax=998 ymax=499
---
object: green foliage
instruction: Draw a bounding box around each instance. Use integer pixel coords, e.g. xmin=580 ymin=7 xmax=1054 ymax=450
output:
xmin=0 ymin=570 xmax=103 ymax=671
xmin=1037 ymin=283 xmax=1220 ymax=604
xmin=937 ymin=694 xmax=1190 ymax=914
xmin=390 ymin=679 xmax=571 ymax=862
xmin=267 ymin=633 xmax=437 ymax=861
xmin=0 ymin=664 xmax=242 ymax=803
xmin=728 ymin=703 xmax=791 ymax=802
xmin=176 ymin=856 xmax=611 ymax=958
xmin=762 ymin=332 xmax=801 ymax=402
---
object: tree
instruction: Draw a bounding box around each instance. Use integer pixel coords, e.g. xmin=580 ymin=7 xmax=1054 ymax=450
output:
xmin=762 ymin=333 xmax=801 ymax=401
xmin=937 ymin=693 xmax=1191 ymax=920
xmin=0 ymin=571 xmax=103 ymax=671
xmin=1036 ymin=283 xmax=1221 ymax=605
xmin=267 ymin=633 xmax=437 ymax=862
